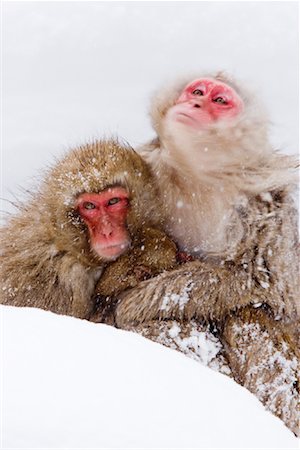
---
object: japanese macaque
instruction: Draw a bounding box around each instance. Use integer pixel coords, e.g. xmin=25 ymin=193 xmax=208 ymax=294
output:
xmin=111 ymin=74 xmax=299 ymax=433
xmin=0 ymin=140 xmax=177 ymax=320
xmin=115 ymin=73 xmax=299 ymax=327
xmin=140 ymin=73 xmax=299 ymax=259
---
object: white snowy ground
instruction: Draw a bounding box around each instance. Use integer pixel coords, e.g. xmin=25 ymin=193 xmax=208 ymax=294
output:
xmin=1 ymin=305 xmax=298 ymax=449
xmin=1 ymin=2 xmax=299 ymax=449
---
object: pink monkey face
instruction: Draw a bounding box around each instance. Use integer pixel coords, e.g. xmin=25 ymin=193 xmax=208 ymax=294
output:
xmin=168 ymin=78 xmax=244 ymax=129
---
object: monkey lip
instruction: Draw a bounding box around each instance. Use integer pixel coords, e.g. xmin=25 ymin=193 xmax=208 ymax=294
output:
xmin=173 ymin=111 xmax=202 ymax=127
xmin=94 ymin=241 xmax=131 ymax=260
xmin=173 ymin=108 xmax=214 ymax=129
xmin=175 ymin=112 xmax=196 ymax=121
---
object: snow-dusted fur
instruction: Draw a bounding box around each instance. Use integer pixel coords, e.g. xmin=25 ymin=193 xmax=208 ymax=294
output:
xmin=0 ymin=140 xmax=168 ymax=318
xmin=140 ymin=71 xmax=298 ymax=257
xmin=115 ymin=187 xmax=300 ymax=434
xmin=113 ymin=73 xmax=299 ymax=434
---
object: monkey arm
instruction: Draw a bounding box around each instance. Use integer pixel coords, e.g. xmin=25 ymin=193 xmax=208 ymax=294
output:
xmin=0 ymin=241 xmax=100 ymax=320
xmin=114 ymin=256 xmax=297 ymax=328
xmin=114 ymin=192 xmax=299 ymax=328
xmin=114 ymin=261 xmax=251 ymax=327
xmin=116 ymin=200 xmax=299 ymax=326
xmin=57 ymin=256 xmax=99 ymax=319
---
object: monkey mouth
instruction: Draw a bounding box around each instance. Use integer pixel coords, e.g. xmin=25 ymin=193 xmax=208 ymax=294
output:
xmin=174 ymin=111 xmax=199 ymax=126
xmin=94 ymin=241 xmax=131 ymax=261
xmin=176 ymin=112 xmax=194 ymax=120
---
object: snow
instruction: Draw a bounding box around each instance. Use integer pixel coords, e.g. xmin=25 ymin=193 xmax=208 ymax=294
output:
xmin=161 ymin=280 xmax=194 ymax=312
xmin=1 ymin=305 xmax=298 ymax=449
xmin=166 ymin=322 xmax=223 ymax=366
xmin=1 ymin=2 xmax=299 ymax=448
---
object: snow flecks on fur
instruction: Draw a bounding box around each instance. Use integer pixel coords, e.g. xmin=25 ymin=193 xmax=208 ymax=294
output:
xmin=260 ymin=192 xmax=273 ymax=203
xmin=138 ymin=320 xmax=231 ymax=376
xmin=166 ymin=323 xmax=222 ymax=366
xmin=255 ymin=254 xmax=271 ymax=291
xmin=259 ymin=280 xmax=270 ymax=289
xmin=250 ymin=342 xmax=298 ymax=424
xmin=231 ymin=321 xmax=300 ymax=434
xmin=160 ymin=280 xmax=194 ymax=312
xmin=2 ymin=285 xmax=18 ymax=298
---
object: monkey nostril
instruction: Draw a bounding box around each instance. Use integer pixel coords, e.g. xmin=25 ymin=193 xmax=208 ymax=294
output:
xmin=194 ymin=104 xmax=201 ymax=108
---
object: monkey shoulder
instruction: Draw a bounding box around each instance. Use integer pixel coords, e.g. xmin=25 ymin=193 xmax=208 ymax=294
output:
xmin=235 ymin=188 xmax=298 ymax=247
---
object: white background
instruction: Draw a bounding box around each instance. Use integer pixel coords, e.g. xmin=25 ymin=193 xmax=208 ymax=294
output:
xmin=2 ymin=1 xmax=299 ymax=210
xmin=1 ymin=2 xmax=299 ymax=448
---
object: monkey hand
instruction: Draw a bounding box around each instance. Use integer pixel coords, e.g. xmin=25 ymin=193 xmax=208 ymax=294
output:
xmin=132 ymin=265 xmax=153 ymax=281
xmin=94 ymin=254 xmax=135 ymax=298
xmin=95 ymin=227 xmax=178 ymax=298
xmin=134 ymin=227 xmax=178 ymax=270
xmin=177 ymin=251 xmax=195 ymax=263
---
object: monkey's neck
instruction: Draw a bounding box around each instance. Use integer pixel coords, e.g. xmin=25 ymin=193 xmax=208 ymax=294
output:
xmin=141 ymin=139 xmax=246 ymax=258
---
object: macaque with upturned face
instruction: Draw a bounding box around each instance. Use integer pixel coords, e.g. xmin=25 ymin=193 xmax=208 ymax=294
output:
xmin=115 ymin=73 xmax=299 ymax=323
xmin=168 ymin=77 xmax=244 ymax=129
xmin=0 ymin=140 xmax=177 ymax=319
xmin=112 ymin=75 xmax=299 ymax=433
xmin=140 ymin=73 xmax=298 ymax=258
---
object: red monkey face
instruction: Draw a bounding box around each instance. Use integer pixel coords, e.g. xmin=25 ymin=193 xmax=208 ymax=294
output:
xmin=168 ymin=78 xmax=244 ymax=129
xmin=76 ymin=187 xmax=131 ymax=261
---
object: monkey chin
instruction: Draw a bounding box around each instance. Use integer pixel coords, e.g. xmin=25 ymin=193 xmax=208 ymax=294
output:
xmin=93 ymin=240 xmax=131 ymax=262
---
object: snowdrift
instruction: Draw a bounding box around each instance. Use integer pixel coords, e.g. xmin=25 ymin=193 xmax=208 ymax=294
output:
xmin=1 ymin=305 xmax=297 ymax=449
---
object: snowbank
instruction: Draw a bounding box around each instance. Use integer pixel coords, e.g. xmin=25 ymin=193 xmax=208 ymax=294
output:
xmin=1 ymin=305 xmax=297 ymax=449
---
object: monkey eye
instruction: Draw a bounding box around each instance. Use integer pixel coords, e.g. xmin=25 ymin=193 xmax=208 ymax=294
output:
xmin=192 ymin=89 xmax=204 ymax=96
xmin=107 ymin=197 xmax=121 ymax=206
xmin=212 ymin=97 xmax=228 ymax=105
xmin=83 ymin=201 xmax=96 ymax=210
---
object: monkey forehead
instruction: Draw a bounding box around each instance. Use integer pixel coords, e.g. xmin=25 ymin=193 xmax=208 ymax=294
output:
xmin=45 ymin=141 xmax=158 ymax=217
xmin=48 ymin=140 xmax=153 ymax=193
xmin=56 ymin=169 xmax=152 ymax=208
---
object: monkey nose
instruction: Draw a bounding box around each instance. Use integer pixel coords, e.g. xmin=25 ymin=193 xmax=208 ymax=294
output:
xmin=102 ymin=228 xmax=113 ymax=238
xmin=99 ymin=222 xmax=113 ymax=238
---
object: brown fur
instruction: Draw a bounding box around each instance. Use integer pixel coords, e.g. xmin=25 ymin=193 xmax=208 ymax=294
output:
xmin=95 ymin=227 xmax=177 ymax=298
xmin=222 ymin=306 xmax=300 ymax=435
xmin=0 ymin=140 xmax=177 ymax=319
xmin=115 ymin=190 xmax=299 ymax=327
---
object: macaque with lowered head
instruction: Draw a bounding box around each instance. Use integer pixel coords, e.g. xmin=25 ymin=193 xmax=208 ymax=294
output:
xmin=0 ymin=140 xmax=177 ymax=320
xmin=112 ymin=73 xmax=299 ymax=434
